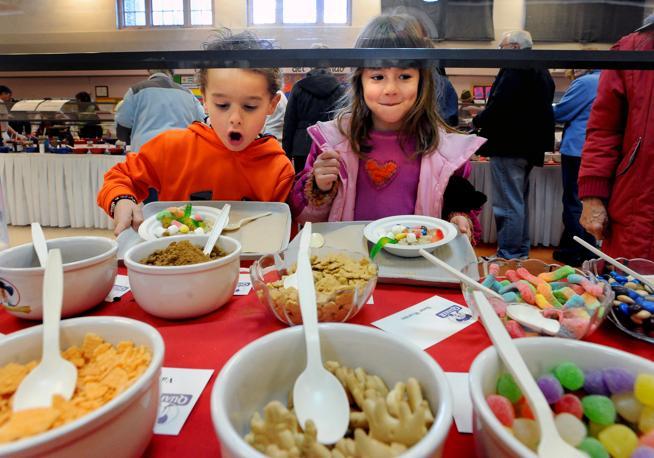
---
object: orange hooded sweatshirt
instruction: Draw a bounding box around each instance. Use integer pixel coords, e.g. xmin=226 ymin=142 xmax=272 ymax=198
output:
xmin=98 ymin=122 xmax=295 ymax=215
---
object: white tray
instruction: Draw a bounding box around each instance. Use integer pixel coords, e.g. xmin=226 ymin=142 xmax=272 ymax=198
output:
xmin=287 ymin=221 xmax=479 ymax=287
xmin=142 ymin=201 xmax=291 ymax=260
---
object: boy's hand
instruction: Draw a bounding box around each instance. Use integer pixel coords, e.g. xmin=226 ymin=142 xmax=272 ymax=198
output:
xmin=580 ymin=197 xmax=608 ymax=240
xmin=450 ymin=214 xmax=473 ymax=241
xmin=113 ymin=199 xmax=144 ymax=236
xmin=313 ymin=150 xmax=340 ymax=192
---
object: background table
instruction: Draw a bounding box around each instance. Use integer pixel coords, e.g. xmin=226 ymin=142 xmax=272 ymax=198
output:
xmin=469 ymin=161 xmax=564 ymax=247
xmin=0 ymin=153 xmax=123 ymax=230
xmin=1 ymin=266 xmax=652 ymax=457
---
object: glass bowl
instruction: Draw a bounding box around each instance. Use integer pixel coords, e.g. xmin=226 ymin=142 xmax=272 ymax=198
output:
xmin=461 ymin=258 xmax=613 ymax=339
xmin=583 ymin=257 xmax=654 ymax=344
xmin=250 ymin=246 xmax=378 ymax=326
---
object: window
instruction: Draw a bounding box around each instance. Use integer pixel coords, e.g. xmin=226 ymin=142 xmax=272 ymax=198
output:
xmin=117 ymin=0 xmax=213 ymax=28
xmin=249 ymin=0 xmax=351 ymax=25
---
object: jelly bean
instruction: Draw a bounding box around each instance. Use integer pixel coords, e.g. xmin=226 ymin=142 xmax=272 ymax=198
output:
xmin=554 ymin=362 xmax=585 ymax=391
xmin=170 ymin=219 xmax=182 ymax=227
xmin=555 ymin=412 xmax=587 ymax=446
xmin=564 ymin=294 xmax=586 ymax=309
xmin=487 ymin=394 xmax=515 ymax=426
xmin=612 ymin=392 xmax=644 ymax=423
xmin=488 ymin=262 xmax=501 ymax=276
xmin=631 ymin=446 xmax=654 ymax=458
xmin=539 ymin=265 xmax=577 ymax=282
xmin=640 ymin=406 xmax=654 ymax=434
xmin=497 ymin=373 xmax=522 ymax=403
xmin=634 ymin=374 xmax=654 ymax=407
xmin=589 ymin=421 xmax=609 ymax=438
xmin=604 ymin=368 xmax=636 ymax=395
xmin=538 ymin=374 xmax=564 ymax=404
xmin=505 ymin=320 xmax=526 ymax=338
xmin=610 ymin=271 xmax=629 ymax=283
xmin=516 ymin=396 xmax=535 ymax=420
xmin=578 ymin=437 xmax=609 ymax=458
xmin=505 ymin=269 xmax=520 ymax=282
xmin=513 ymin=418 xmax=540 ymax=451
xmin=582 ymin=395 xmax=617 ymax=425
xmin=641 ymin=430 xmax=654 ymax=448
xmin=179 ymin=224 xmax=190 ymax=234
xmin=585 ymin=370 xmax=611 ymax=396
xmin=555 ymin=393 xmax=584 ymax=419
xmin=167 ymin=225 xmax=179 ymax=235
xmin=598 ymin=424 xmax=639 ymax=458
xmin=535 ymin=293 xmax=554 ymax=309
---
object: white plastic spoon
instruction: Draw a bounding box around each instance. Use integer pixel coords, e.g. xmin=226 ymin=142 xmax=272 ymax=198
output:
xmin=283 ymin=232 xmax=325 ymax=289
xmin=203 ymin=204 xmax=231 ymax=256
xmin=573 ymin=235 xmax=654 ymax=291
xmin=292 ymin=222 xmax=349 ymax=444
xmin=13 ymin=249 xmax=78 ymax=411
xmin=31 ymin=222 xmax=47 ymax=267
xmin=472 ymin=290 xmax=585 ymax=458
xmin=222 ymin=211 xmax=272 ymax=232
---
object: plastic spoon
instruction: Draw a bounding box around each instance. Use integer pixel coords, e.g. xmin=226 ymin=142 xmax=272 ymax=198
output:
xmin=573 ymin=236 xmax=654 ymax=291
xmin=283 ymin=232 xmax=324 ymax=289
xmin=222 ymin=211 xmax=272 ymax=232
xmin=203 ymin=204 xmax=231 ymax=256
xmin=292 ymin=222 xmax=349 ymax=444
xmin=472 ymin=290 xmax=585 ymax=458
xmin=13 ymin=249 xmax=78 ymax=411
xmin=31 ymin=222 xmax=47 ymax=267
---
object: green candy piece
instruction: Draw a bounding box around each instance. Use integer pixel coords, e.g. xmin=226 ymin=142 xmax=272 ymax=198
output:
xmin=577 ymin=437 xmax=609 ymax=458
xmin=582 ymin=395 xmax=617 ymax=426
xmin=497 ymin=373 xmax=522 ymax=403
xmin=156 ymin=210 xmax=172 ymax=221
xmin=553 ymin=361 xmax=585 ymax=391
xmin=183 ymin=203 xmax=193 ymax=218
xmin=370 ymin=236 xmax=397 ymax=260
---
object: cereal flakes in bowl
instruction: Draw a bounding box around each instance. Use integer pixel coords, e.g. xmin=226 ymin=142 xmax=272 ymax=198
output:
xmin=250 ymin=247 xmax=377 ymax=325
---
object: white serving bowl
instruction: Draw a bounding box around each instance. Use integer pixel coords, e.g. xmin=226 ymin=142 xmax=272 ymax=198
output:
xmin=0 ymin=316 xmax=164 ymax=458
xmin=124 ymin=234 xmax=241 ymax=319
xmin=363 ymin=215 xmax=457 ymax=258
xmin=0 ymin=237 xmax=117 ymax=320
xmin=211 ymin=323 xmax=453 ymax=458
xmin=469 ymin=337 xmax=654 ymax=458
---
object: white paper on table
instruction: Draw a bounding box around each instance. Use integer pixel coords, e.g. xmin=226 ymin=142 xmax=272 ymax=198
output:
xmin=104 ymin=274 xmax=130 ymax=302
xmin=154 ymin=368 xmax=214 ymax=436
xmin=372 ymin=295 xmax=476 ymax=350
xmin=234 ymin=272 xmax=253 ymax=296
xmin=445 ymin=372 xmax=473 ymax=434
xmin=367 ymin=295 xmax=374 ymax=305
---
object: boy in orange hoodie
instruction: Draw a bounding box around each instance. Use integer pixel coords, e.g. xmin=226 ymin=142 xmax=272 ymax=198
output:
xmin=98 ymin=29 xmax=295 ymax=235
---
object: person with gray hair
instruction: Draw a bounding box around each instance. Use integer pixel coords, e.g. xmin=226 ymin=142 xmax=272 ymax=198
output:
xmin=472 ymin=30 xmax=555 ymax=259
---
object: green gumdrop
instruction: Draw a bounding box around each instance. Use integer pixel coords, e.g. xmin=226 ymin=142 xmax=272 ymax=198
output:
xmin=578 ymin=437 xmax=609 ymax=458
xmin=497 ymin=373 xmax=522 ymax=404
xmin=553 ymin=361 xmax=585 ymax=391
xmin=582 ymin=395 xmax=617 ymax=426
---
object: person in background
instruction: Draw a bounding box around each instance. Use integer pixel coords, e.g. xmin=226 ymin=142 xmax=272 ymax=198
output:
xmin=434 ymin=67 xmax=459 ymax=128
xmin=98 ymin=29 xmax=294 ymax=236
xmin=578 ymin=18 xmax=654 ymax=260
xmin=552 ymin=68 xmax=600 ymax=266
xmin=262 ymin=90 xmax=287 ymax=140
xmin=0 ymin=86 xmax=27 ymax=140
xmin=282 ymin=44 xmax=346 ymax=171
xmin=74 ymin=91 xmax=104 ymax=139
xmin=472 ymin=30 xmax=555 ymax=259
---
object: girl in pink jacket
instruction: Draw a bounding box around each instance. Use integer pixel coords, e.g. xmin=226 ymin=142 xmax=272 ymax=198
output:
xmin=289 ymin=14 xmax=487 ymax=243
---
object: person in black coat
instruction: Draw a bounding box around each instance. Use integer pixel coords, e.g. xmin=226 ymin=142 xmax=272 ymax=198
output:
xmin=472 ymin=30 xmax=555 ymax=259
xmin=282 ymin=66 xmax=345 ymax=172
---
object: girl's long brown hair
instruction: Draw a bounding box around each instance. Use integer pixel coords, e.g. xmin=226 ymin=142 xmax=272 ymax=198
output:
xmin=336 ymin=14 xmax=454 ymax=158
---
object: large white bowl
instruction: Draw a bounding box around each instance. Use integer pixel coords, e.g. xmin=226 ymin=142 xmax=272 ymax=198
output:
xmin=469 ymin=337 xmax=654 ymax=458
xmin=211 ymin=323 xmax=453 ymax=458
xmin=363 ymin=215 xmax=458 ymax=258
xmin=0 ymin=237 xmax=117 ymax=320
xmin=0 ymin=316 xmax=164 ymax=457
xmin=124 ymin=234 xmax=241 ymax=319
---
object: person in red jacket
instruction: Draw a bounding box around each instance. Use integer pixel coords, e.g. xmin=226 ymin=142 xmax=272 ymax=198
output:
xmin=578 ymin=21 xmax=654 ymax=260
xmin=98 ymin=29 xmax=294 ymax=236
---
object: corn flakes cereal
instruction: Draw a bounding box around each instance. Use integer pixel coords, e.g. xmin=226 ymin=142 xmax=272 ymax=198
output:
xmin=0 ymin=333 xmax=151 ymax=444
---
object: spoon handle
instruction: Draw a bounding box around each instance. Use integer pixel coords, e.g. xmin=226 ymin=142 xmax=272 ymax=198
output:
xmin=203 ymin=204 xmax=230 ymax=256
xmin=297 ymin=223 xmax=321 ymax=370
xmin=31 ymin=222 xmax=48 ymax=268
xmin=42 ymin=249 xmax=64 ymax=364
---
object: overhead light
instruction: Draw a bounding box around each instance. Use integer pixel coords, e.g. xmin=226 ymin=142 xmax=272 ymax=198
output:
xmin=423 ymin=0 xmax=439 ymax=2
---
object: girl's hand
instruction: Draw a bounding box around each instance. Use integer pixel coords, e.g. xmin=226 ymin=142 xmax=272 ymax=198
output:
xmin=580 ymin=197 xmax=608 ymax=240
xmin=450 ymin=214 xmax=473 ymax=241
xmin=113 ymin=199 xmax=144 ymax=236
xmin=313 ymin=150 xmax=341 ymax=192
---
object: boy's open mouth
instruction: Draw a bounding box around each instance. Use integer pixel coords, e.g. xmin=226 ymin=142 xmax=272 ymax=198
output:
xmin=228 ymin=131 xmax=243 ymax=143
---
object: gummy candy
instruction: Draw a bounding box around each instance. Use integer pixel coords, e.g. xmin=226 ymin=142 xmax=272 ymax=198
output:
xmin=516 ymin=396 xmax=535 ymax=420
xmin=641 ymin=430 xmax=654 ymax=448
xmin=589 ymin=421 xmax=609 ymax=438
xmin=577 ymin=436 xmax=609 ymax=458
xmin=497 ymin=373 xmax=522 ymax=403
xmin=585 ymin=369 xmax=611 ymax=396
xmin=555 ymin=412 xmax=587 ymax=446
xmin=538 ymin=265 xmax=576 ymax=282
xmin=486 ymin=394 xmax=515 ymax=427
xmin=640 ymin=406 xmax=654 ymax=434
xmin=635 ymin=374 xmax=654 ymax=407
xmin=612 ymin=392 xmax=644 ymax=423
xmin=598 ymin=424 xmax=639 ymax=458
xmin=603 ymin=368 xmax=636 ymax=395
xmin=537 ymin=374 xmax=564 ymax=404
xmin=555 ymin=393 xmax=584 ymax=419
xmin=513 ymin=418 xmax=539 ymax=451
xmin=582 ymin=395 xmax=617 ymax=426
xmin=553 ymin=362 xmax=585 ymax=391
xmin=632 ymin=446 xmax=654 ymax=458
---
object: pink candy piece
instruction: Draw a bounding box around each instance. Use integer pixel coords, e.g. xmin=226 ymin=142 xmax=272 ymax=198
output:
xmin=505 ymin=269 xmax=520 ymax=283
xmin=516 ymin=267 xmax=541 ymax=286
xmin=505 ymin=320 xmax=527 ymax=338
xmin=490 ymin=297 xmax=508 ymax=318
xmin=543 ymin=309 xmax=563 ymax=320
xmin=641 ymin=431 xmax=654 ymax=448
xmin=170 ymin=220 xmax=182 ymax=228
xmin=489 ymin=263 xmax=501 ymax=276
xmin=486 ymin=394 xmax=515 ymax=426
xmin=568 ymin=284 xmax=585 ymax=295
xmin=554 ymin=393 xmax=584 ymax=419
xmin=193 ymin=214 xmax=203 ymax=221
xmin=560 ymin=317 xmax=589 ymax=339
xmin=515 ymin=281 xmax=537 ymax=305
xmin=567 ymin=273 xmax=604 ymax=297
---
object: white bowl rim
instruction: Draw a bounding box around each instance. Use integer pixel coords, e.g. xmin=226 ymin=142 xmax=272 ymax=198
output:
xmin=0 ymin=316 xmax=164 ymax=454
xmin=0 ymin=236 xmax=117 ymax=274
xmin=363 ymin=215 xmax=458 ymax=252
xmin=138 ymin=205 xmax=223 ymax=241
xmin=124 ymin=234 xmax=241 ymax=274
xmin=468 ymin=337 xmax=654 ymax=458
xmin=211 ymin=322 xmax=453 ymax=458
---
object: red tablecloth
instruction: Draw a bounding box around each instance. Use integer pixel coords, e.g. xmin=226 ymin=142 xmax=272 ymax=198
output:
xmin=1 ymin=267 xmax=652 ymax=457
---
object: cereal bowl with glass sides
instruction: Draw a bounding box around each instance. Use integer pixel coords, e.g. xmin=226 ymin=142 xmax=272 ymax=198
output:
xmin=461 ymin=258 xmax=613 ymax=339
xmin=250 ymin=246 xmax=377 ymax=325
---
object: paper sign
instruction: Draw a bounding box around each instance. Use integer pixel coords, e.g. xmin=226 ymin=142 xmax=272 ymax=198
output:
xmin=445 ymin=372 xmax=473 ymax=434
xmin=105 ymin=274 xmax=130 ymax=302
xmin=154 ymin=367 xmax=214 ymax=436
xmin=234 ymin=272 xmax=253 ymax=296
xmin=367 ymin=295 xmax=374 ymax=305
xmin=372 ymin=295 xmax=476 ymax=350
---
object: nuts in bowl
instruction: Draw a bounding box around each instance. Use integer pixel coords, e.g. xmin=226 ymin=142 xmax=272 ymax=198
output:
xmin=250 ymin=247 xmax=377 ymax=325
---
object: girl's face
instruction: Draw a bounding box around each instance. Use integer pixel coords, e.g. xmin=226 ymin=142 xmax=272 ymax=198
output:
xmin=361 ymin=67 xmax=420 ymax=131
xmin=203 ymin=68 xmax=280 ymax=151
